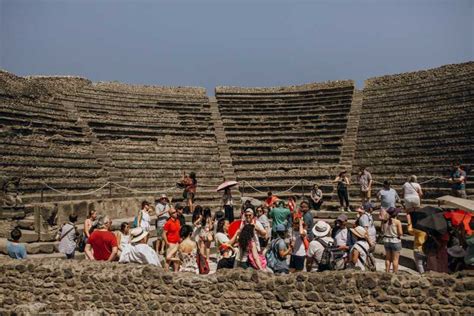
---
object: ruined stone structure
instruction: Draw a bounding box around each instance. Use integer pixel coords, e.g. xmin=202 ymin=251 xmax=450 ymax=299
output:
xmin=215 ymin=81 xmax=355 ymax=201
xmin=0 ymin=258 xmax=472 ymax=315
xmin=353 ymin=62 xmax=474 ymax=201
xmin=0 ymin=62 xmax=473 ymax=269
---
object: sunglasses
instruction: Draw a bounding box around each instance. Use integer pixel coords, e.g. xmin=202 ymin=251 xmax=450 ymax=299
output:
xmin=245 ymin=214 xmax=253 ymax=218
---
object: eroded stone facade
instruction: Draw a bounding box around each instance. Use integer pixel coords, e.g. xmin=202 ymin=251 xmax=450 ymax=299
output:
xmin=0 ymin=258 xmax=473 ymax=315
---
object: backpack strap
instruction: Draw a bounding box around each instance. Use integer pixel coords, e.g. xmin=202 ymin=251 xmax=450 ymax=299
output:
xmin=59 ymin=225 xmax=75 ymax=241
xmin=355 ymin=241 xmax=369 ymax=266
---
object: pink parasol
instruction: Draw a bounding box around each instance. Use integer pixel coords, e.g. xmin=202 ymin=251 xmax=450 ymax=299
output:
xmin=216 ymin=180 xmax=238 ymax=192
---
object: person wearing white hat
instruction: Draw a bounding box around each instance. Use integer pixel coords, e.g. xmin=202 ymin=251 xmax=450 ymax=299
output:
xmin=306 ymin=221 xmax=335 ymax=272
xmin=348 ymin=226 xmax=370 ymax=271
xmin=119 ymin=227 xmax=161 ymax=266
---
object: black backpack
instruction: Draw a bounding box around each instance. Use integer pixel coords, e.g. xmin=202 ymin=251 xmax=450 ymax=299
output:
xmin=316 ymin=238 xmax=346 ymax=271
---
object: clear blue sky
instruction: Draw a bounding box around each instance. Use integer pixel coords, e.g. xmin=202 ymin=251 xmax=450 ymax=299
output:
xmin=1 ymin=0 xmax=472 ymax=95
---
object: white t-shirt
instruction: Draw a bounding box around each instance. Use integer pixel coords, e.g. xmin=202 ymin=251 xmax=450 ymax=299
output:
xmin=333 ymin=228 xmax=348 ymax=247
xmin=140 ymin=210 xmax=151 ymax=232
xmin=215 ymin=232 xmax=230 ymax=247
xmin=155 ymin=203 xmax=170 ymax=227
xmin=308 ymin=236 xmax=334 ymax=265
xmin=402 ymin=182 xmax=421 ymax=200
xmin=291 ymin=230 xmax=306 ymax=256
xmin=358 ymin=213 xmax=376 ymax=246
xmin=119 ymin=243 xmax=161 ymax=266
xmin=350 ymin=241 xmax=370 ymax=271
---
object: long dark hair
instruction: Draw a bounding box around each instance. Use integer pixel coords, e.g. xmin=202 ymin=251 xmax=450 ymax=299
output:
xmin=180 ymin=225 xmax=193 ymax=239
xmin=202 ymin=207 xmax=212 ymax=226
xmin=239 ymin=224 xmax=255 ymax=251
xmin=192 ymin=205 xmax=203 ymax=223
xmin=216 ymin=218 xmax=226 ymax=234
xmin=189 ymin=172 xmax=197 ymax=185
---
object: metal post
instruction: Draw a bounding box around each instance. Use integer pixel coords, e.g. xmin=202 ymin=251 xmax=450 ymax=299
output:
xmin=41 ymin=188 xmax=44 ymax=203
xmin=109 ymin=182 xmax=112 ymax=198
xmin=301 ymin=180 xmax=305 ymax=198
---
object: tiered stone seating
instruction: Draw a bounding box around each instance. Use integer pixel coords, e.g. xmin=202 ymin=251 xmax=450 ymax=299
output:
xmin=215 ymin=81 xmax=355 ymax=200
xmin=0 ymin=71 xmax=108 ymax=202
xmin=58 ymin=82 xmax=225 ymax=207
xmin=352 ymin=62 xmax=474 ymax=202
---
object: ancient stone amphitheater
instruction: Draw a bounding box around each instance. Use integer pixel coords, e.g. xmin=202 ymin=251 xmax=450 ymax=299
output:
xmin=0 ymin=61 xmax=473 ymax=271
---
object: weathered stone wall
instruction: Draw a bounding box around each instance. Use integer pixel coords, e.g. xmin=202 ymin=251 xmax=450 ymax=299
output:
xmin=364 ymin=61 xmax=474 ymax=88
xmin=215 ymin=79 xmax=354 ymax=94
xmin=0 ymin=69 xmax=90 ymax=99
xmin=92 ymin=81 xmax=207 ymax=96
xmin=0 ymin=258 xmax=472 ymax=315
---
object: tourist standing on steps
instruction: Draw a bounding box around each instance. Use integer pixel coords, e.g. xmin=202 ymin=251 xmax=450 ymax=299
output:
xmin=265 ymin=191 xmax=279 ymax=208
xmin=355 ymin=202 xmax=377 ymax=252
xmin=195 ymin=207 xmax=213 ymax=259
xmin=176 ymin=225 xmax=199 ymax=273
xmin=310 ymin=184 xmax=324 ymax=211
xmin=256 ymin=206 xmax=271 ymax=251
xmin=163 ymin=208 xmax=181 ymax=271
xmin=334 ymin=170 xmax=351 ymax=212
xmin=269 ymin=224 xmax=291 ymax=274
xmin=381 ymin=207 xmax=403 ymax=273
xmin=268 ymin=200 xmax=291 ymax=239
xmin=115 ymin=222 xmax=130 ymax=257
xmin=138 ymin=201 xmax=152 ymax=232
xmin=175 ymin=203 xmax=186 ymax=227
xmin=348 ymin=226 xmax=370 ymax=271
xmin=289 ymin=215 xmax=307 ymax=273
xmin=450 ymin=162 xmax=467 ymax=198
xmin=6 ymin=228 xmax=27 ymax=259
xmin=155 ymin=194 xmax=170 ymax=255
xmin=306 ymin=220 xmax=334 ymax=272
xmin=377 ymin=180 xmax=401 ymax=218
xmin=402 ymin=175 xmax=423 ymax=212
xmin=300 ymin=200 xmax=314 ymax=241
xmin=85 ymin=216 xmax=118 ymax=262
xmin=181 ymin=171 xmax=197 ymax=213
xmin=332 ymin=214 xmax=349 ymax=253
xmin=357 ymin=167 xmax=373 ymax=204
xmin=58 ymin=214 xmax=78 ymax=259
xmin=222 ymin=187 xmax=234 ymax=223
xmin=407 ymin=214 xmax=427 ymax=274
xmin=119 ymin=227 xmax=160 ymax=266
xmin=239 ymin=224 xmax=267 ymax=271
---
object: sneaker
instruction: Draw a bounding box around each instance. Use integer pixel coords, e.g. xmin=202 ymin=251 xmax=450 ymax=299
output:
xmin=339 ymin=207 xmax=345 ymax=212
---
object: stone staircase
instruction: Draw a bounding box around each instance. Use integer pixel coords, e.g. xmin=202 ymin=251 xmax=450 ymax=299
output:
xmin=61 ymin=99 xmax=122 ymax=184
xmin=339 ymin=89 xmax=363 ymax=173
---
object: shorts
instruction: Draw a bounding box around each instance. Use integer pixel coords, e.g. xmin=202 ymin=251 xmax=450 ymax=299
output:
xmin=258 ymin=237 xmax=268 ymax=248
xmin=166 ymin=243 xmax=179 ymax=259
xmin=360 ymin=190 xmax=371 ymax=199
xmin=155 ymin=226 xmax=164 ymax=241
xmin=404 ymin=196 xmax=420 ymax=209
xmin=384 ymin=242 xmax=402 ymax=252
xmin=289 ymin=255 xmax=305 ymax=271
xmin=186 ymin=192 xmax=195 ymax=203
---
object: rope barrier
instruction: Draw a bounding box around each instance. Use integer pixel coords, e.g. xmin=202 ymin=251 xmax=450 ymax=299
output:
xmin=40 ymin=181 xmax=111 ymax=196
xmin=39 ymin=175 xmax=451 ymax=197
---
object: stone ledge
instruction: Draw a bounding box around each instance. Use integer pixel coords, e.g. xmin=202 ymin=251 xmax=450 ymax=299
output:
xmin=215 ymin=80 xmax=354 ymax=94
xmin=365 ymin=61 xmax=474 ymax=88
xmin=0 ymin=258 xmax=472 ymax=315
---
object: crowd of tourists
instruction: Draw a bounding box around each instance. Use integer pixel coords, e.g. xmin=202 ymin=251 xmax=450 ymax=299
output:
xmin=5 ymin=165 xmax=472 ymax=275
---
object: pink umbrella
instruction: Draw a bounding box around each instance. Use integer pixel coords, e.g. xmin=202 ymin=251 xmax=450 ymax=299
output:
xmin=216 ymin=180 xmax=238 ymax=192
